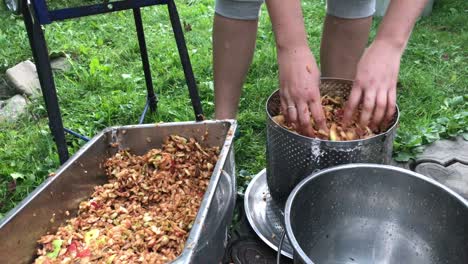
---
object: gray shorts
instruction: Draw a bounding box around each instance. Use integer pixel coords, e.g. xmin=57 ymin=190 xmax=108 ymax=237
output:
xmin=215 ymin=0 xmax=376 ymax=20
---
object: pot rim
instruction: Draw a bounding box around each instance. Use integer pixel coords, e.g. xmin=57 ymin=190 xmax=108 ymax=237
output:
xmin=284 ymin=163 xmax=468 ymax=264
xmin=265 ymin=78 xmax=400 ymax=145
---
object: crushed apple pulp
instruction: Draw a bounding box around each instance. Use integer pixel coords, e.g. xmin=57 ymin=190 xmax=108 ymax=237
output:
xmin=273 ymin=95 xmax=391 ymax=140
xmin=35 ymin=135 xmax=219 ymax=264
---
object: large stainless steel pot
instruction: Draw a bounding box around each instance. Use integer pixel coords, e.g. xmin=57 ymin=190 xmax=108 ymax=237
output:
xmin=284 ymin=164 xmax=468 ymax=264
xmin=0 ymin=120 xmax=237 ymax=264
xmin=266 ymin=78 xmax=399 ymax=206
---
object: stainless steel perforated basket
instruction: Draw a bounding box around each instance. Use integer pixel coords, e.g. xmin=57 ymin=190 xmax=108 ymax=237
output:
xmin=266 ymin=78 xmax=399 ymax=205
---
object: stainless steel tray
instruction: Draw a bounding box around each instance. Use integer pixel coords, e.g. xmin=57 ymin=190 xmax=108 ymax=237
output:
xmin=0 ymin=120 xmax=237 ymax=264
xmin=244 ymin=169 xmax=293 ymax=259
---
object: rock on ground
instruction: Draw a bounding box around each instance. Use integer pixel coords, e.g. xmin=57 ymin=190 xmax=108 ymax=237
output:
xmin=415 ymin=136 xmax=468 ymax=165
xmin=6 ymin=60 xmax=41 ymax=96
xmin=50 ymin=56 xmax=72 ymax=72
xmin=0 ymin=77 xmax=16 ymax=99
xmin=416 ymin=162 xmax=468 ymax=199
xmin=414 ymin=136 xmax=468 ymax=199
xmin=0 ymin=95 xmax=28 ymax=123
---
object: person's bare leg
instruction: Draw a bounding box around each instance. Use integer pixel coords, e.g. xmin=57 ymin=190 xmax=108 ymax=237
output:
xmin=320 ymin=14 xmax=372 ymax=79
xmin=214 ymin=14 xmax=258 ymax=119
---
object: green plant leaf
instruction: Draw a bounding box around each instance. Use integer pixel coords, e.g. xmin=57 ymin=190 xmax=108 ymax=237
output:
xmin=89 ymin=57 xmax=100 ymax=75
xmin=406 ymin=135 xmax=423 ymax=147
xmin=430 ymin=123 xmax=446 ymax=134
xmin=422 ymin=127 xmax=440 ymax=143
xmin=10 ymin=173 xmax=25 ymax=180
xmin=413 ymin=146 xmax=426 ymax=154
xmin=462 ymin=133 xmax=468 ymax=141
xmin=394 ymin=152 xmax=414 ymax=162
xmin=444 ymin=96 xmax=464 ymax=108
xmin=121 ymin=74 xmax=132 ymax=79
xmin=436 ymin=117 xmax=449 ymax=125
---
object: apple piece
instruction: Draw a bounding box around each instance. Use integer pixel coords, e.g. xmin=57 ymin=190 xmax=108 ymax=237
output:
xmin=46 ymin=239 xmax=63 ymax=259
xmin=272 ymin=115 xmax=285 ymax=126
xmin=340 ymin=130 xmax=347 ymax=140
xmin=346 ymin=130 xmax=357 ymax=140
xmin=330 ymin=124 xmax=338 ymax=141
xmin=327 ymin=97 xmax=341 ymax=105
xmin=318 ymin=129 xmax=328 ymax=137
xmin=84 ymin=229 xmax=99 ymax=245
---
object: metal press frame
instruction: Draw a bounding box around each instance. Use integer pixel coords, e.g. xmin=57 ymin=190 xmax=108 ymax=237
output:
xmin=21 ymin=0 xmax=204 ymax=164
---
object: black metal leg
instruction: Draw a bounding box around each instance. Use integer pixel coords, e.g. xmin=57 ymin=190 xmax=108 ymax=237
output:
xmin=133 ymin=8 xmax=158 ymax=115
xmin=22 ymin=2 xmax=69 ymax=164
xmin=167 ymin=0 xmax=204 ymax=121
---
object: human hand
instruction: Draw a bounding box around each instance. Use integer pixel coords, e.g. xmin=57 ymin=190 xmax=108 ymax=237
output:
xmin=277 ymin=46 xmax=327 ymax=136
xmin=344 ymin=40 xmax=402 ymax=130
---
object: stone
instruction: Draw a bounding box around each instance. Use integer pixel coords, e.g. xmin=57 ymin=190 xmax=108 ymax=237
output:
xmin=415 ymin=136 xmax=468 ymax=165
xmin=5 ymin=60 xmax=41 ymax=96
xmin=415 ymin=162 xmax=468 ymax=199
xmin=50 ymin=56 xmax=71 ymax=72
xmin=0 ymin=95 xmax=28 ymax=123
xmin=0 ymin=77 xmax=16 ymax=99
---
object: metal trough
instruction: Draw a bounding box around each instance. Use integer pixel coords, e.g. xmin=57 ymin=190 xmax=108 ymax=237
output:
xmin=0 ymin=120 xmax=237 ymax=264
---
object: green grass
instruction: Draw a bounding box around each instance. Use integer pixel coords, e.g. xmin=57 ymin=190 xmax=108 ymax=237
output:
xmin=0 ymin=0 xmax=467 ymax=218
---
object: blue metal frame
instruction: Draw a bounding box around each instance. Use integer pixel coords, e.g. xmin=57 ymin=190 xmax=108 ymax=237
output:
xmin=33 ymin=0 xmax=169 ymax=24
xmin=31 ymin=0 xmax=49 ymax=23
xmin=24 ymin=0 xmax=204 ymax=163
xmin=64 ymin=128 xmax=90 ymax=142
